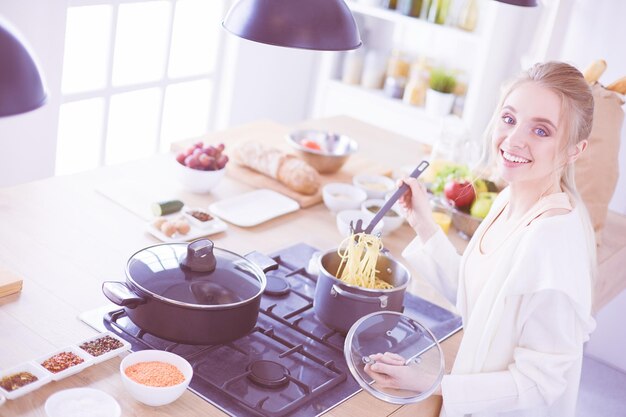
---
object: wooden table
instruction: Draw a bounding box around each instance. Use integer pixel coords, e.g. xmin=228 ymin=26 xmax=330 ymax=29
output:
xmin=0 ymin=116 xmax=465 ymax=416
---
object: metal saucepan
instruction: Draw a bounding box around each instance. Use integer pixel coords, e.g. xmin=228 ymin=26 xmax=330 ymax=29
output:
xmin=313 ymin=248 xmax=410 ymax=334
xmin=102 ymin=238 xmax=277 ymax=345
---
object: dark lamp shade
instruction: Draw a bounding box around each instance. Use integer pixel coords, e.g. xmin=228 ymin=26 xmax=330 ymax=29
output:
xmin=0 ymin=20 xmax=47 ymax=117
xmin=495 ymin=0 xmax=538 ymax=6
xmin=222 ymin=0 xmax=362 ymax=51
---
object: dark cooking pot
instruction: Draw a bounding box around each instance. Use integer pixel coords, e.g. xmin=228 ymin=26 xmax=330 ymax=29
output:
xmin=313 ymin=249 xmax=410 ymax=334
xmin=102 ymin=238 xmax=277 ymax=345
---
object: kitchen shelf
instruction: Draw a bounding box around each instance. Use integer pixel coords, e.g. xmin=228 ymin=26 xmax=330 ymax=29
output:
xmin=320 ymin=80 xmax=443 ymax=144
xmin=346 ymin=0 xmax=479 ymax=45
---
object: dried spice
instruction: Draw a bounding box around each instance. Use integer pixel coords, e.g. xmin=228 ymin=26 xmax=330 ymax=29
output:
xmin=79 ymin=335 xmax=123 ymax=357
xmin=41 ymin=351 xmax=84 ymax=373
xmin=0 ymin=371 xmax=38 ymax=392
xmin=187 ymin=210 xmax=213 ymax=222
xmin=125 ymin=361 xmax=185 ymax=387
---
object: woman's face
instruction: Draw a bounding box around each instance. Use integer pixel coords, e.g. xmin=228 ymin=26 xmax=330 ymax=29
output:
xmin=492 ymin=82 xmax=567 ymax=189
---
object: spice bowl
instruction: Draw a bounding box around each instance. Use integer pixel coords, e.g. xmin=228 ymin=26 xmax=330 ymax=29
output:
xmin=120 ymin=349 xmax=193 ymax=407
xmin=183 ymin=207 xmax=217 ymax=229
xmin=77 ymin=331 xmax=131 ymax=364
xmin=36 ymin=345 xmax=94 ymax=381
xmin=353 ymin=174 xmax=396 ymax=199
xmin=361 ymin=199 xmax=404 ymax=235
xmin=0 ymin=361 xmax=51 ymax=400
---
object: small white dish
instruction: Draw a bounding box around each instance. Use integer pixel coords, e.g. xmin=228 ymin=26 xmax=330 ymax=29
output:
xmin=120 ymin=350 xmax=192 ymax=407
xmin=336 ymin=209 xmax=384 ymax=237
xmin=0 ymin=393 xmax=5 ymax=406
xmin=361 ymin=199 xmax=404 ymax=235
xmin=182 ymin=208 xmax=219 ymax=229
xmin=0 ymin=361 xmax=51 ymax=400
xmin=147 ymin=211 xmax=228 ymax=243
xmin=353 ymin=174 xmax=396 ymax=199
xmin=36 ymin=345 xmax=94 ymax=381
xmin=209 ymin=189 xmax=299 ymax=227
xmin=322 ymin=183 xmax=367 ymax=213
xmin=45 ymin=387 xmax=121 ymax=417
xmin=77 ymin=331 xmax=131 ymax=364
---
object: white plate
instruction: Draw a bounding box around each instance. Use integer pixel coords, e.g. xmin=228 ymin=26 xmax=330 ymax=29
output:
xmin=146 ymin=209 xmax=227 ymax=242
xmin=76 ymin=331 xmax=131 ymax=364
xmin=45 ymin=387 xmax=121 ymax=417
xmin=209 ymin=189 xmax=299 ymax=227
xmin=0 ymin=361 xmax=51 ymax=400
xmin=36 ymin=346 xmax=94 ymax=381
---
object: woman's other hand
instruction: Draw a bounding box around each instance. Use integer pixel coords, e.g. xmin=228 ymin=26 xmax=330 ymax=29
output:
xmin=398 ymin=178 xmax=438 ymax=242
xmin=364 ymin=352 xmax=442 ymax=395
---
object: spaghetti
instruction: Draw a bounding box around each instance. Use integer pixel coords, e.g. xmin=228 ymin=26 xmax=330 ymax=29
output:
xmin=336 ymin=233 xmax=393 ymax=290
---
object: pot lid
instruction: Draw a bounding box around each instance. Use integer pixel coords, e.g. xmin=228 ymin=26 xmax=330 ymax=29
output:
xmin=344 ymin=311 xmax=444 ymax=404
xmin=126 ymin=239 xmax=265 ymax=308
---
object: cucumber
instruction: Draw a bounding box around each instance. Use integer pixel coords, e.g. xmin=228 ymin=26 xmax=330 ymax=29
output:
xmin=151 ymin=200 xmax=184 ymax=216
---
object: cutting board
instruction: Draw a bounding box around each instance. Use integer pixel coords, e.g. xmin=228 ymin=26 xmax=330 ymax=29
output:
xmin=226 ymin=154 xmax=391 ymax=208
xmin=0 ymin=269 xmax=23 ymax=298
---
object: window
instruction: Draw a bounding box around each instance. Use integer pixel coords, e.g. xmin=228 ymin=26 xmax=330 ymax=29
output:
xmin=55 ymin=0 xmax=226 ymax=176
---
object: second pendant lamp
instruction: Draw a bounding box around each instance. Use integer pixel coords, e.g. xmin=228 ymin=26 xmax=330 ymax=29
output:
xmin=222 ymin=0 xmax=362 ymax=51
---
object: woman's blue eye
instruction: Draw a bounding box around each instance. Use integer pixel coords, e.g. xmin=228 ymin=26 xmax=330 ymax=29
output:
xmin=535 ymin=128 xmax=548 ymax=137
xmin=502 ymin=115 xmax=514 ymax=124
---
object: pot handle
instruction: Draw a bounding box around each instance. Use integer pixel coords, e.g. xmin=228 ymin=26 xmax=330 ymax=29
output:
xmin=245 ymin=251 xmax=279 ymax=273
xmin=331 ymin=284 xmax=388 ymax=308
xmin=102 ymin=281 xmax=145 ymax=309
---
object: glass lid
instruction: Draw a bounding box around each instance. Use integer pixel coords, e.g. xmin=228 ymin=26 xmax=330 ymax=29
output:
xmin=126 ymin=241 xmax=264 ymax=308
xmin=344 ymin=311 xmax=444 ymax=404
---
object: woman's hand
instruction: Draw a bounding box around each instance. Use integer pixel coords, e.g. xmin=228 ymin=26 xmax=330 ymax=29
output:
xmin=398 ymin=178 xmax=438 ymax=242
xmin=364 ymin=352 xmax=442 ymax=395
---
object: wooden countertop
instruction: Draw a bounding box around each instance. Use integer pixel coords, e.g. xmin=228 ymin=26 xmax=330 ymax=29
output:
xmin=0 ymin=116 xmax=466 ymax=416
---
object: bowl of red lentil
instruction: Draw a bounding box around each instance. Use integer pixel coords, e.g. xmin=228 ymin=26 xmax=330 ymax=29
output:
xmin=77 ymin=331 xmax=130 ymax=364
xmin=120 ymin=349 xmax=193 ymax=407
xmin=36 ymin=345 xmax=94 ymax=381
xmin=0 ymin=361 xmax=51 ymax=400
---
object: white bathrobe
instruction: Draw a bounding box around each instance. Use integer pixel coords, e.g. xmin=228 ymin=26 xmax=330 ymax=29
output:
xmin=402 ymin=188 xmax=595 ymax=417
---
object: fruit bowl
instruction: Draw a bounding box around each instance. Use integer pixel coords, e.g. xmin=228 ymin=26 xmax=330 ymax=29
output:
xmin=173 ymin=160 xmax=225 ymax=193
xmin=174 ymin=142 xmax=229 ymax=193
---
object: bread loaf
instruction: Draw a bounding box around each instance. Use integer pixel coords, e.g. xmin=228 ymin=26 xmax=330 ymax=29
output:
xmin=232 ymin=142 xmax=320 ymax=195
xmin=606 ymin=76 xmax=626 ymax=95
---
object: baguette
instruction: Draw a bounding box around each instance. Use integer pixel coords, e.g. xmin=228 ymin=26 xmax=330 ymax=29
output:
xmin=583 ymin=59 xmax=607 ymax=84
xmin=232 ymin=142 xmax=321 ymax=195
xmin=606 ymin=76 xmax=626 ymax=95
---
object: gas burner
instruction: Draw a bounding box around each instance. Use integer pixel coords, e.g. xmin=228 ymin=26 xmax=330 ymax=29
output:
xmin=247 ymin=360 xmax=291 ymax=388
xmin=264 ymin=275 xmax=291 ymax=297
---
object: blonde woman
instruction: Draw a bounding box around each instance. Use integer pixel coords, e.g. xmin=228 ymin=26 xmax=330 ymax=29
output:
xmin=366 ymin=62 xmax=597 ymax=417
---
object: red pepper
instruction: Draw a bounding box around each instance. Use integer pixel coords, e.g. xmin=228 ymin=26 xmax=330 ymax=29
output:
xmin=301 ymin=140 xmax=322 ymax=151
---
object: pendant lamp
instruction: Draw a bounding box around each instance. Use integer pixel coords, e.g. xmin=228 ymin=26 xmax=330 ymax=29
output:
xmin=222 ymin=0 xmax=362 ymax=51
xmin=495 ymin=0 xmax=537 ymax=6
xmin=0 ymin=18 xmax=47 ymax=117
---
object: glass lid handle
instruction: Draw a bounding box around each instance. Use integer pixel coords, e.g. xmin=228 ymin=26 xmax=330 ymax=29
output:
xmin=180 ymin=238 xmax=217 ymax=272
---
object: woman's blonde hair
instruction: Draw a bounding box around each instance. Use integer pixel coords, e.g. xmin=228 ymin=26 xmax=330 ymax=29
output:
xmin=481 ymin=61 xmax=597 ymax=281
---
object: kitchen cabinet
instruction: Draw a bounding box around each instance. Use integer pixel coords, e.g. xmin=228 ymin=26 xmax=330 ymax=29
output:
xmin=312 ymin=0 xmax=543 ymax=146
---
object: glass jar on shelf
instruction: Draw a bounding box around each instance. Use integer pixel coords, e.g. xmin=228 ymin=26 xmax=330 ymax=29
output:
xmin=426 ymin=0 xmax=452 ymax=25
xmin=396 ymin=0 xmax=423 ymax=17
xmin=361 ymin=50 xmax=388 ymax=89
xmin=341 ymin=48 xmax=365 ymax=85
xmin=457 ymin=0 xmax=478 ymax=31
xmin=402 ymin=58 xmax=431 ymax=106
xmin=452 ymin=72 xmax=468 ymax=117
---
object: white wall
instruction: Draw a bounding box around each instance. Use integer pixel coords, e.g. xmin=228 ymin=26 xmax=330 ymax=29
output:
xmin=0 ymin=0 xmax=65 ymax=188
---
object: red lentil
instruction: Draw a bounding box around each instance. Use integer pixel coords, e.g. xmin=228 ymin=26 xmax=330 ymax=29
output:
xmin=125 ymin=361 xmax=185 ymax=387
xmin=0 ymin=371 xmax=38 ymax=392
xmin=79 ymin=335 xmax=123 ymax=357
xmin=41 ymin=351 xmax=84 ymax=373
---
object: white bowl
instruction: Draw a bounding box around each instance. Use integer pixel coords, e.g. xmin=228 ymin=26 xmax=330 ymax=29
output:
xmin=323 ymin=183 xmax=367 ymax=213
xmin=336 ymin=209 xmax=384 ymax=237
xmin=120 ymin=350 xmax=193 ymax=407
xmin=45 ymin=388 xmax=121 ymax=417
xmin=353 ymin=174 xmax=396 ymax=199
xmin=173 ymin=159 xmax=225 ymax=194
xmin=361 ymin=199 xmax=404 ymax=235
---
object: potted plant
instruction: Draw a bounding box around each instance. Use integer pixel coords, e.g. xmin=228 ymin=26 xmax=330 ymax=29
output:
xmin=426 ymin=68 xmax=457 ymax=117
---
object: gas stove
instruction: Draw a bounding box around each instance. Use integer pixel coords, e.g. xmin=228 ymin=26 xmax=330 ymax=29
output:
xmin=81 ymin=243 xmax=462 ymax=417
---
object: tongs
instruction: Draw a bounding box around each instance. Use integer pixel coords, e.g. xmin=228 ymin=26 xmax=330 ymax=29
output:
xmin=350 ymin=160 xmax=430 ymax=235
